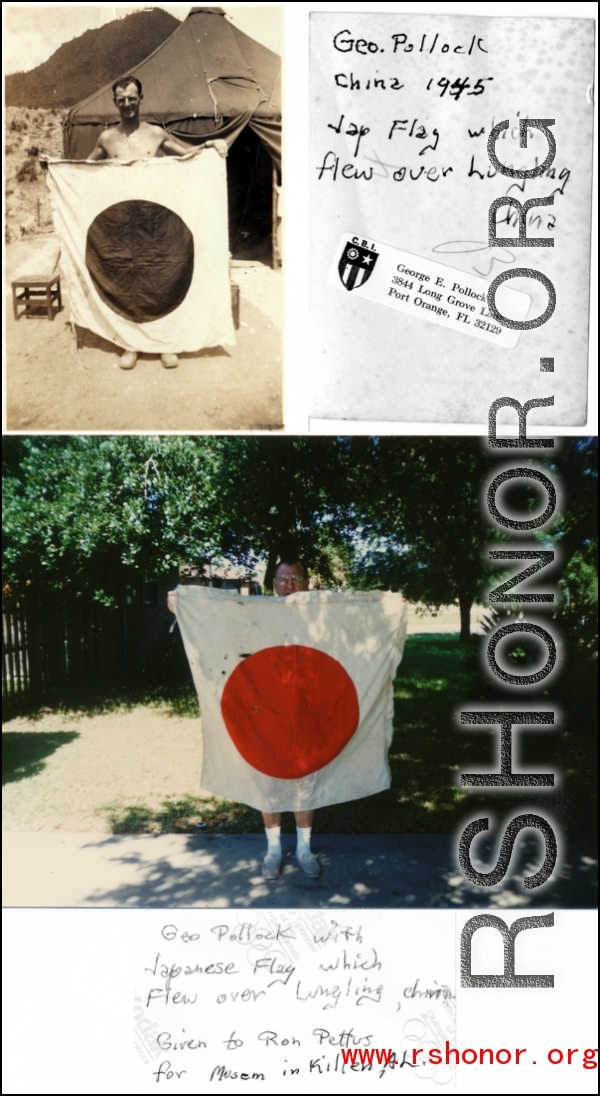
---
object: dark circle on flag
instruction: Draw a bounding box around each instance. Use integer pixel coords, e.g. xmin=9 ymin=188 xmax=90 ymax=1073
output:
xmin=220 ymin=645 xmax=360 ymax=780
xmin=85 ymin=200 xmax=194 ymax=323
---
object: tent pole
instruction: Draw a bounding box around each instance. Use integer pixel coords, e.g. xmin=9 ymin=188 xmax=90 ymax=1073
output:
xmin=272 ymin=163 xmax=282 ymax=270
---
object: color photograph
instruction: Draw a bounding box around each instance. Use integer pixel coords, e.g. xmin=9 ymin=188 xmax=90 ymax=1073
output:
xmin=3 ymin=435 xmax=596 ymax=911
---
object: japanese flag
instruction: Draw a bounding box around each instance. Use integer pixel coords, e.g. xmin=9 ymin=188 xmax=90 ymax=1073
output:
xmin=174 ymin=586 xmax=408 ymax=813
xmin=46 ymin=150 xmax=235 ymax=353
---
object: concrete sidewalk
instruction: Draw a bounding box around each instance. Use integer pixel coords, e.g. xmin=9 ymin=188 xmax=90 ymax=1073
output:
xmin=3 ymin=832 xmax=596 ymax=909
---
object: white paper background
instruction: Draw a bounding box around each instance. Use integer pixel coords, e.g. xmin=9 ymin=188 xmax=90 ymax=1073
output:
xmin=3 ymin=908 xmax=598 ymax=1093
xmin=283 ymin=1 xmax=597 ymax=436
xmin=308 ymin=12 xmax=594 ymax=425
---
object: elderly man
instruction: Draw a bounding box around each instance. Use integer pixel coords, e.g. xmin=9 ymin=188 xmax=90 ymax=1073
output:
xmin=87 ymin=76 xmax=227 ymax=371
xmin=168 ymin=557 xmax=321 ymax=881
xmin=261 ymin=558 xmax=321 ymax=880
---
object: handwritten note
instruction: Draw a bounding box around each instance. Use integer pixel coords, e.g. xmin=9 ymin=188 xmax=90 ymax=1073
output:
xmin=134 ymin=910 xmax=456 ymax=1089
xmin=309 ymin=13 xmax=594 ymax=424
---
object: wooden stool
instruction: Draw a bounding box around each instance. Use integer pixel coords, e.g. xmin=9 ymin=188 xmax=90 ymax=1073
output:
xmin=12 ymin=275 xmax=62 ymax=321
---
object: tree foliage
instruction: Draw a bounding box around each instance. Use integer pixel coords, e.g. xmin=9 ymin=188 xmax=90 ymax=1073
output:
xmin=347 ymin=437 xmax=497 ymax=640
xmin=3 ymin=436 xmax=597 ymax=651
xmin=2 ymin=436 xmax=355 ymax=603
xmin=3 ymin=436 xmax=224 ymax=605
xmin=549 ymin=437 xmax=598 ymax=656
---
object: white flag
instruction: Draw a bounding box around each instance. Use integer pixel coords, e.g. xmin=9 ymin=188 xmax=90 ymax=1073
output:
xmin=174 ymin=586 xmax=408 ymax=813
xmin=46 ymin=150 xmax=235 ymax=353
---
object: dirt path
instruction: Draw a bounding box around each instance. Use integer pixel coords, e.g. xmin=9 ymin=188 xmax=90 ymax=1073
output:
xmin=5 ymin=247 xmax=283 ymax=431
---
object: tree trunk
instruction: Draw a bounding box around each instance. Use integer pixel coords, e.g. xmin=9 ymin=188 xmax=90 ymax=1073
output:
xmin=264 ymin=544 xmax=279 ymax=593
xmin=458 ymin=595 xmax=473 ymax=643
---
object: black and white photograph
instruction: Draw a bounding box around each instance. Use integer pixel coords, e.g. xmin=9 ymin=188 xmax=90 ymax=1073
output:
xmin=4 ymin=4 xmax=282 ymax=431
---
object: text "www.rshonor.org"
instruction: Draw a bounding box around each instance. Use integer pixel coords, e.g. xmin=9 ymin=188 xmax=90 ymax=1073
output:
xmin=340 ymin=1046 xmax=598 ymax=1068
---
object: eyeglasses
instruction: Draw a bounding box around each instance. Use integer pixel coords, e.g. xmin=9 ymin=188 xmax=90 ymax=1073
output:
xmin=273 ymin=576 xmax=306 ymax=587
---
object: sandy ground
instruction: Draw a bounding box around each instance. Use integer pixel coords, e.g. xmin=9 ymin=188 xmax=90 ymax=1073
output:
xmin=5 ymin=245 xmax=283 ymax=431
xmin=2 ymin=606 xmax=483 ymax=834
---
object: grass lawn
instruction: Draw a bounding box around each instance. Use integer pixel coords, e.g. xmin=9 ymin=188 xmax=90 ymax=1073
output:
xmin=4 ymin=634 xmax=595 ymax=835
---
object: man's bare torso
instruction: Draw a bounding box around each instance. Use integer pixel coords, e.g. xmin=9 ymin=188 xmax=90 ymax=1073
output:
xmin=96 ymin=121 xmax=169 ymax=160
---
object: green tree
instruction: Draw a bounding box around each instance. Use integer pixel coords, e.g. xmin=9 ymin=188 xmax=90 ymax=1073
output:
xmin=548 ymin=437 xmax=598 ymax=655
xmin=207 ymin=436 xmax=356 ymax=588
xmin=3 ymin=435 xmax=225 ymax=604
xmin=2 ymin=435 xmax=357 ymax=603
xmin=347 ymin=437 xmax=497 ymax=641
xmin=5 ymin=436 xmax=595 ymax=644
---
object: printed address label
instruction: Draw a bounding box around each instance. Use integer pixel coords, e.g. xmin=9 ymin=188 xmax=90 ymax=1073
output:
xmin=329 ymin=234 xmax=531 ymax=349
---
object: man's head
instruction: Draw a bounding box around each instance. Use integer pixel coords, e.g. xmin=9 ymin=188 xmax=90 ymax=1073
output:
xmin=112 ymin=77 xmax=143 ymax=121
xmin=273 ymin=558 xmax=309 ymax=597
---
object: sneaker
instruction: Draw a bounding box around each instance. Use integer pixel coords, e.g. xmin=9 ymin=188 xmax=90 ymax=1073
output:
xmin=161 ymin=353 xmax=179 ymax=369
xmin=119 ymin=351 xmax=138 ymax=370
xmin=261 ymin=852 xmax=282 ymax=880
xmin=296 ymin=852 xmax=321 ymax=878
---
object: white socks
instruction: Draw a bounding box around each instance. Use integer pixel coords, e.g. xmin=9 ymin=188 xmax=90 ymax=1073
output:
xmin=296 ymin=825 xmax=312 ymax=857
xmin=266 ymin=825 xmax=281 ymax=857
xmin=265 ymin=825 xmax=312 ymax=858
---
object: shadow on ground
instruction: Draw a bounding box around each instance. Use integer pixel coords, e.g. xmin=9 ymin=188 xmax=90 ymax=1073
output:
xmin=75 ymin=325 xmax=232 ymax=361
xmin=2 ymin=730 xmax=79 ymax=785
xmin=73 ymin=833 xmax=597 ymax=910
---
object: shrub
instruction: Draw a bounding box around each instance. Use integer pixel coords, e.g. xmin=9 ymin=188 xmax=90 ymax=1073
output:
xmin=16 ymin=158 xmax=37 ymax=183
xmin=27 ymin=145 xmax=40 ymax=158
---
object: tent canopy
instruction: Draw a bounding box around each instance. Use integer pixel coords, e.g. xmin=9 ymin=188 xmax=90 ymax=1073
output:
xmin=63 ymin=7 xmax=281 ymax=168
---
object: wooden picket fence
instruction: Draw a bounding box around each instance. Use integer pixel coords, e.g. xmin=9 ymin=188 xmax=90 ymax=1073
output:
xmin=2 ymin=599 xmax=106 ymax=699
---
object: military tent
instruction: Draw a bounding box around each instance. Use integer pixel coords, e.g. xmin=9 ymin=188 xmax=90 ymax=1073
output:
xmin=63 ymin=7 xmax=281 ymax=263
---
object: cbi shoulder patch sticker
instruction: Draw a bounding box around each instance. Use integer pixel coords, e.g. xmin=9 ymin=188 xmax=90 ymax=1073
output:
xmin=330 ymin=233 xmax=531 ymax=348
xmin=338 ymin=238 xmax=379 ymax=291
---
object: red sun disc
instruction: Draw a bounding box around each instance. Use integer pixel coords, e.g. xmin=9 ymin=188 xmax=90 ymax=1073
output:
xmin=220 ymin=645 xmax=360 ymax=779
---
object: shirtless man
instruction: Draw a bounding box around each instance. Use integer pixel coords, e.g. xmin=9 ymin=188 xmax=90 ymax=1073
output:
xmin=88 ymin=77 xmax=227 ymax=370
